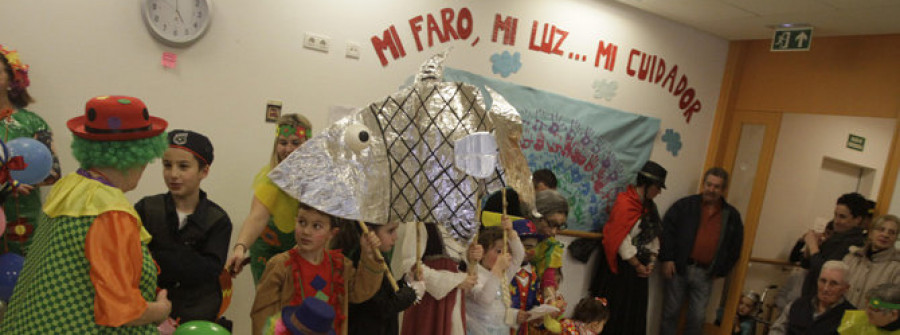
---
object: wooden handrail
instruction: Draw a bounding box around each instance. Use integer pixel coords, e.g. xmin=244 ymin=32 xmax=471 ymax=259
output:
xmin=748 ymin=257 xmax=798 ymax=268
xmin=558 ymin=230 xmax=602 ymax=239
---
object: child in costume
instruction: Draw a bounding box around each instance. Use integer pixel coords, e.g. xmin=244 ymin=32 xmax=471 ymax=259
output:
xmin=0 ymin=96 xmax=170 ymax=333
xmin=264 ymin=297 xmax=337 ymax=335
xmin=251 ymin=203 xmax=385 ymax=335
xmin=511 ymin=218 xmax=545 ymax=334
xmin=0 ymin=44 xmax=61 ymax=256
xmin=466 ymin=221 xmax=527 ymax=335
xmin=258 ymin=52 xmax=535 ymax=335
xmin=398 ymin=223 xmax=481 ymax=335
xmin=479 ymin=188 xmax=542 ymax=334
xmin=332 ymin=221 xmax=421 ymax=335
xmin=533 ymin=190 xmax=569 ymax=319
xmin=135 ymin=130 xmax=232 ymax=324
xmin=540 ymin=268 xmax=569 ymax=334
xmin=559 ymin=297 xmax=609 ymax=335
xmin=227 ymin=114 xmax=311 ymax=283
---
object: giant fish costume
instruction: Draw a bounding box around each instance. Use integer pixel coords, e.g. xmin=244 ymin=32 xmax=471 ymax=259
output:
xmin=268 ymin=51 xmax=533 ymax=243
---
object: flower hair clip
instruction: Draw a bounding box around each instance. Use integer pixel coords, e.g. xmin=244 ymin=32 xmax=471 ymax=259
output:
xmin=0 ymin=44 xmax=31 ymax=89
xmin=594 ymin=297 xmax=608 ymax=306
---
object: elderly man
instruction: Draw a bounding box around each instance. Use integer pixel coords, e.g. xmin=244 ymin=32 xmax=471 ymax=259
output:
xmin=770 ymin=260 xmax=856 ymax=335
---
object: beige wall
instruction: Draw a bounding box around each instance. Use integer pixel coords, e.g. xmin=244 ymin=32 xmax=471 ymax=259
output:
xmin=756 ymin=113 xmax=894 ymax=259
xmin=2 ymin=1 xmax=731 ymax=334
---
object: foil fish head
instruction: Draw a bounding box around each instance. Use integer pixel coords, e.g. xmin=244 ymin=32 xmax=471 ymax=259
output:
xmin=270 ymin=52 xmax=532 ymax=242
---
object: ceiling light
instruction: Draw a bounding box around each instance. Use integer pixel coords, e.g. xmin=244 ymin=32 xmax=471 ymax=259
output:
xmin=767 ymin=23 xmax=812 ymax=29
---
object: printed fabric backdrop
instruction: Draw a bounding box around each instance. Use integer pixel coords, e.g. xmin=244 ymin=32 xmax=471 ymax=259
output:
xmin=443 ymin=68 xmax=660 ymax=231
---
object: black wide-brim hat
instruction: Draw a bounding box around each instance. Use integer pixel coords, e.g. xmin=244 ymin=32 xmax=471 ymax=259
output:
xmin=67 ymin=95 xmax=167 ymax=141
xmin=482 ymin=187 xmax=523 ymax=217
xmin=639 ymin=160 xmax=667 ymax=189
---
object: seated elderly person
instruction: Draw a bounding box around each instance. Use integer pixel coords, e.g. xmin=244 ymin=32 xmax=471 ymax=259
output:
xmin=838 ymin=283 xmax=900 ymax=334
xmin=843 ymin=214 xmax=900 ymax=308
xmin=770 ymin=260 xmax=856 ymax=335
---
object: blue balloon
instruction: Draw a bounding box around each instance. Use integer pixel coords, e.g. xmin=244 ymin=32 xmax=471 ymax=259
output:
xmin=0 ymin=253 xmax=24 ymax=301
xmin=7 ymin=138 xmax=53 ymax=185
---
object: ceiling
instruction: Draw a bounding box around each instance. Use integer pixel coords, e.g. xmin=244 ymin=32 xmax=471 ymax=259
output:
xmin=613 ymin=0 xmax=900 ymax=40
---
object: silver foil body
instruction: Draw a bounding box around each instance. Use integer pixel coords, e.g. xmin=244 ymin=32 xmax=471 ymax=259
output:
xmin=270 ymin=54 xmax=531 ymax=243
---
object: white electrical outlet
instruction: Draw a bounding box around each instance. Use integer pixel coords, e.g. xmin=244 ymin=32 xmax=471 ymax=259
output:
xmin=346 ymin=42 xmax=361 ymax=59
xmin=303 ymin=32 xmax=330 ymax=52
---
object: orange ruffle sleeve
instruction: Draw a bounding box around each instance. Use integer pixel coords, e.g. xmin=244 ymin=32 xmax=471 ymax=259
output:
xmin=84 ymin=211 xmax=149 ymax=327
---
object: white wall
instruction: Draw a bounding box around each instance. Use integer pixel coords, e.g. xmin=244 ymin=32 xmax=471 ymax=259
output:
xmin=745 ymin=113 xmax=895 ymax=297
xmin=1 ymin=1 xmax=729 ymax=334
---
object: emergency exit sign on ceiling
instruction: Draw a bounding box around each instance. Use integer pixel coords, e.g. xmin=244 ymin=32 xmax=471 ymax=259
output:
xmin=847 ymin=134 xmax=865 ymax=152
xmin=771 ymin=28 xmax=813 ymax=51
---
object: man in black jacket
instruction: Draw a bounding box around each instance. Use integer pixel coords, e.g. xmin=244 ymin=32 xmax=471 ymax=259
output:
xmin=658 ymin=167 xmax=743 ymax=335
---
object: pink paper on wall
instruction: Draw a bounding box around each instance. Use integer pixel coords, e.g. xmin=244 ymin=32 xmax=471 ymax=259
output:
xmin=162 ymin=52 xmax=177 ymax=69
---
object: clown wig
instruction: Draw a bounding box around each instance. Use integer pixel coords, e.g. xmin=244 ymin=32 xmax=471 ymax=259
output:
xmin=71 ymin=133 xmax=167 ymax=170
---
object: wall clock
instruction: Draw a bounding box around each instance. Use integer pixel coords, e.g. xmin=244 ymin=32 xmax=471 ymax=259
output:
xmin=141 ymin=0 xmax=211 ymax=47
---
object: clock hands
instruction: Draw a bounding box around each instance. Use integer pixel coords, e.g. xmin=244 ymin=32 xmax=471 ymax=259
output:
xmin=174 ymin=0 xmax=185 ymax=24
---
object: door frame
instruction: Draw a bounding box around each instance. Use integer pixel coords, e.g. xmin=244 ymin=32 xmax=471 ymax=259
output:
xmin=714 ymin=111 xmax=781 ymax=334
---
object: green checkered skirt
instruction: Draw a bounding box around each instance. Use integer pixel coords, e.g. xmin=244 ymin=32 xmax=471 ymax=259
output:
xmin=0 ymin=215 xmax=158 ymax=334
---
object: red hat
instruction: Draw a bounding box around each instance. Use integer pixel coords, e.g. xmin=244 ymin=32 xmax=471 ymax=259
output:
xmin=67 ymin=96 xmax=167 ymax=141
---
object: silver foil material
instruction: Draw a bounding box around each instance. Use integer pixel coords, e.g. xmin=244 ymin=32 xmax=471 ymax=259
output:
xmin=270 ymin=52 xmax=531 ymax=243
xmin=485 ymin=87 xmax=535 ymax=211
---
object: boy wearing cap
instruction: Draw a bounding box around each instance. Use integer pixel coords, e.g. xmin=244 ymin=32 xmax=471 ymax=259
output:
xmin=135 ymin=129 xmax=232 ymax=324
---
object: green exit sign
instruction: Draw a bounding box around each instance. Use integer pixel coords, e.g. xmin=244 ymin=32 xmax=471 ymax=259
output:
xmin=847 ymin=134 xmax=865 ymax=152
xmin=771 ymin=28 xmax=813 ymax=52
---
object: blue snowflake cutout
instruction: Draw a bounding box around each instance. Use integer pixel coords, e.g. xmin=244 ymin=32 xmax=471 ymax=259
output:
xmin=490 ymin=51 xmax=522 ymax=78
xmin=592 ymin=79 xmax=618 ymax=101
xmin=661 ymin=128 xmax=682 ymax=157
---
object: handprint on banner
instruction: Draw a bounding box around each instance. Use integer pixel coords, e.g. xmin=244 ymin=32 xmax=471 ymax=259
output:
xmin=490 ymin=51 xmax=522 ymax=78
xmin=520 ymin=108 xmax=628 ymax=231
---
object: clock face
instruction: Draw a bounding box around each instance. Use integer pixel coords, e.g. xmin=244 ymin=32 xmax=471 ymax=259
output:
xmin=142 ymin=0 xmax=211 ymax=46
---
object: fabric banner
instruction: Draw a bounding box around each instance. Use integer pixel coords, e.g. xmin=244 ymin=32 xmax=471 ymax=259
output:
xmin=443 ymin=68 xmax=660 ymax=231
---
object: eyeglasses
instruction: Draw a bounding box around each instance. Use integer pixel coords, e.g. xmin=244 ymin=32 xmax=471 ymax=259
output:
xmin=539 ymin=218 xmax=567 ymax=230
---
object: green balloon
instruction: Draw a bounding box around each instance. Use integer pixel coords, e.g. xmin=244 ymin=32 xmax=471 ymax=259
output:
xmin=173 ymin=320 xmax=230 ymax=335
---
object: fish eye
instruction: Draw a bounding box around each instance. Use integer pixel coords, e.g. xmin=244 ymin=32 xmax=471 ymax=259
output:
xmin=344 ymin=123 xmax=372 ymax=153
